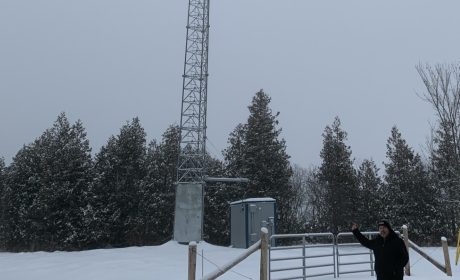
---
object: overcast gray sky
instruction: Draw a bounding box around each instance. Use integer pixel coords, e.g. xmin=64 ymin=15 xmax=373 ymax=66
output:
xmin=1 ymin=0 xmax=459 ymax=169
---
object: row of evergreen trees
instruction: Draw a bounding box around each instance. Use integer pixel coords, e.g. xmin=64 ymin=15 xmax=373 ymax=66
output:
xmin=1 ymin=67 xmax=459 ymax=251
xmin=304 ymin=118 xmax=447 ymax=244
xmin=293 ymin=63 xmax=460 ymax=244
xmin=0 ymin=90 xmax=293 ymax=251
xmin=0 ymin=115 xmax=180 ymax=251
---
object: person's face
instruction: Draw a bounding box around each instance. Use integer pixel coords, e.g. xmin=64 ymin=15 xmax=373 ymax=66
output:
xmin=378 ymin=225 xmax=389 ymax=238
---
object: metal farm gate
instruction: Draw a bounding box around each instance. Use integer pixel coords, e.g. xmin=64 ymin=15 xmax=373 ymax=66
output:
xmin=335 ymin=232 xmax=377 ymax=277
xmin=269 ymin=233 xmax=336 ymax=280
xmin=268 ymin=231 xmax=401 ymax=279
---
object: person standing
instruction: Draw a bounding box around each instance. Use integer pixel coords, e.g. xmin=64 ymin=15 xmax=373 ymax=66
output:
xmin=352 ymin=220 xmax=409 ymax=280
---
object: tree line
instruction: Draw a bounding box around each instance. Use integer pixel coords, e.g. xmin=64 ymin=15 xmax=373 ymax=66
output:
xmin=0 ymin=63 xmax=459 ymax=251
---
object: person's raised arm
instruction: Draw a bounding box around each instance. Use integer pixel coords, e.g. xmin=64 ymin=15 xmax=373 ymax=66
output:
xmin=351 ymin=222 xmax=375 ymax=249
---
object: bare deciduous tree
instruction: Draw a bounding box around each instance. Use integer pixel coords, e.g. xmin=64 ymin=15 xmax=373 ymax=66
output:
xmin=289 ymin=165 xmax=318 ymax=231
xmin=416 ymin=63 xmax=460 ymax=163
xmin=417 ymin=63 xmax=460 ymax=240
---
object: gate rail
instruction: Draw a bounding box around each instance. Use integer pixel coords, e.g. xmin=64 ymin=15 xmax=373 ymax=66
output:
xmin=336 ymin=232 xmax=377 ymax=277
xmin=269 ymin=233 xmax=336 ymax=280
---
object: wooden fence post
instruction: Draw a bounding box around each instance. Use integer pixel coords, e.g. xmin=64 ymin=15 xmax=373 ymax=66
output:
xmin=441 ymin=237 xmax=452 ymax=276
xmin=202 ymin=239 xmax=262 ymax=280
xmin=402 ymin=225 xmax=410 ymax=276
xmin=188 ymin=241 xmax=197 ymax=280
xmin=260 ymin=227 xmax=269 ymax=280
xmin=456 ymin=229 xmax=460 ymax=266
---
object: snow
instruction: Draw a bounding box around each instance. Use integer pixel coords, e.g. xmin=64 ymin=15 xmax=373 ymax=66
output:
xmin=0 ymin=241 xmax=458 ymax=280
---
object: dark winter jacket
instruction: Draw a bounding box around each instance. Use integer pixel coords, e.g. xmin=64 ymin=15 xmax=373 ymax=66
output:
xmin=352 ymin=228 xmax=409 ymax=280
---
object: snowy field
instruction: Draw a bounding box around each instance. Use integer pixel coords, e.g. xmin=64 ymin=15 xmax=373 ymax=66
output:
xmin=0 ymin=240 xmax=458 ymax=280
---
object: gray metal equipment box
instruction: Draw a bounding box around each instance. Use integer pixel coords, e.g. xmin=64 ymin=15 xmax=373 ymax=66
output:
xmin=174 ymin=183 xmax=203 ymax=243
xmin=230 ymin=198 xmax=276 ymax=248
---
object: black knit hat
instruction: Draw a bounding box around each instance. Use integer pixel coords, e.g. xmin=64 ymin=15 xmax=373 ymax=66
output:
xmin=378 ymin=220 xmax=393 ymax=231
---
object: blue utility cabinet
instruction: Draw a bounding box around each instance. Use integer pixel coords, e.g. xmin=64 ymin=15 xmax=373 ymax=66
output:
xmin=230 ymin=198 xmax=276 ymax=248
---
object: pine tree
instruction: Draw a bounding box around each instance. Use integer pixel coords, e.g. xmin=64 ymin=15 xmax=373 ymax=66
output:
xmin=0 ymin=157 xmax=4 ymax=186
xmin=2 ymin=113 xmax=93 ymax=250
xmin=203 ymin=155 xmax=235 ymax=245
xmin=91 ymin=117 xmax=147 ymax=247
xmin=43 ymin=115 xmax=94 ymax=250
xmin=224 ymin=124 xmax=247 ymax=176
xmin=139 ymin=125 xmax=179 ymax=244
xmin=417 ymin=63 xmax=460 ymax=241
xmin=428 ymin=122 xmax=459 ymax=241
xmin=356 ymin=159 xmax=382 ymax=230
xmin=317 ymin=117 xmax=358 ymax=233
xmin=2 ymin=144 xmax=41 ymax=250
xmin=137 ymin=140 xmax=160 ymax=244
xmin=223 ymin=90 xmax=293 ymax=233
xmin=0 ymin=157 xmax=6 ymax=249
xmin=383 ymin=126 xmax=439 ymax=243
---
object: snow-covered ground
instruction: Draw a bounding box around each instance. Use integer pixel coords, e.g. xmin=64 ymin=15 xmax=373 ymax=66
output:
xmin=0 ymin=241 xmax=458 ymax=280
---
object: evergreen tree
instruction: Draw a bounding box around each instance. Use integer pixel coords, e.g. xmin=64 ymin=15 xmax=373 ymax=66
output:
xmin=356 ymin=159 xmax=382 ymax=230
xmin=137 ymin=140 xmax=161 ymax=244
xmin=2 ymin=113 xmax=93 ymax=250
xmin=2 ymin=144 xmax=41 ymax=250
xmin=224 ymin=90 xmax=293 ymax=233
xmin=317 ymin=117 xmax=358 ymax=233
xmin=43 ymin=115 xmax=94 ymax=250
xmin=430 ymin=121 xmax=460 ymax=241
xmin=203 ymin=155 xmax=235 ymax=245
xmin=0 ymin=157 xmax=4 ymax=187
xmin=91 ymin=118 xmax=147 ymax=247
xmin=0 ymin=157 xmax=6 ymax=249
xmin=383 ymin=126 xmax=439 ymax=243
xmin=139 ymin=125 xmax=179 ymax=244
xmin=224 ymin=124 xmax=247 ymax=176
xmin=417 ymin=63 xmax=460 ymax=242
xmin=303 ymin=168 xmax=326 ymax=232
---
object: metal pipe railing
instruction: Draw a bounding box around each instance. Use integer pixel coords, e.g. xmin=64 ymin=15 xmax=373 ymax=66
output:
xmin=269 ymin=233 xmax=336 ymax=280
xmin=336 ymin=232 xmax=377 ymax=277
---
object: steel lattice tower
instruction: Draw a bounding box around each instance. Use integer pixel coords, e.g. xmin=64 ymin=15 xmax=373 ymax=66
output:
xmin=177 ymin=0 xmax=210 ymax=184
